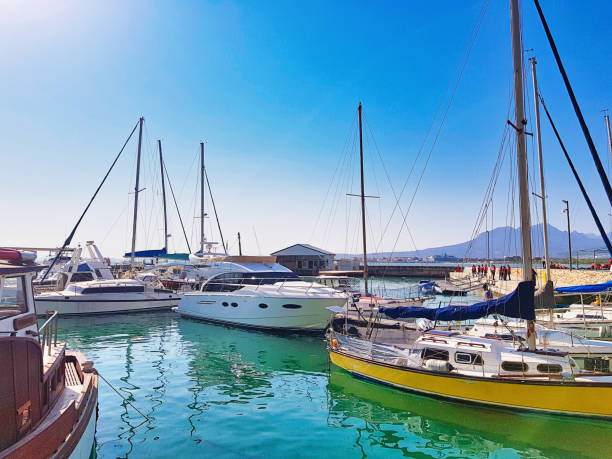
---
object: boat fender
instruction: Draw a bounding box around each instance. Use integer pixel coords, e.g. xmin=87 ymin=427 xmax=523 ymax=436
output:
xmin=416 ymin=318 xmax=434 ymax=331
xmin=424 ymin=359 xmax=454 ymax=372
xmin=331 ymin=339 xmax=338 ymax=348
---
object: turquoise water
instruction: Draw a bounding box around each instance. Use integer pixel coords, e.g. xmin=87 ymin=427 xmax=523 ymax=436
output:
xmin=56 ymin=311 xmax=612 ymax=459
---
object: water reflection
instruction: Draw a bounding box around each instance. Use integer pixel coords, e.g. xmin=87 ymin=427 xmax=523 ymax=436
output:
xmin=54 ymin=312 xmax=612 ymax=458
xmin=327 ymin=367 xmax=612 ymax=458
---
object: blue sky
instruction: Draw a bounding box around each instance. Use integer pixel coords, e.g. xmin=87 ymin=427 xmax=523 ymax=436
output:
xmin=1 ymin=1 xmax=611 ymax=258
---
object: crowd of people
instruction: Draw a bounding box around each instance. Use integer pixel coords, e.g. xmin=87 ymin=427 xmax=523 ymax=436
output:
xmin=467 ymin=264 xmax=512 ymax=281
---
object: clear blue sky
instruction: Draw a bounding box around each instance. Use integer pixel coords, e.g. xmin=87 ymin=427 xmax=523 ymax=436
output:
xmin=1 ymin=1 xmax=611 ymax=257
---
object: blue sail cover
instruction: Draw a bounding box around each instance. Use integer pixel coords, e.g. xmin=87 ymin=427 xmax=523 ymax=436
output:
xmin=555 ymin=281 xmax=612 ymax=294
xmin=123 ymin=248 xmax=167 ymax=258
xmin=379 ymin=281 xmax=535 ymax=321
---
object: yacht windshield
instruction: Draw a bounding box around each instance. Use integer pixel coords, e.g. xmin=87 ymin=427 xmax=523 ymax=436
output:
xmin=0 ymin=276 xmax=28 ymax=319
xmin=203 ymin=271 xmax=299 ymax=292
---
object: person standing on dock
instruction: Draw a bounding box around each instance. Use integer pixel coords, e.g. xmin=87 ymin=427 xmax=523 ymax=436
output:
xmin=506 ymin=265 xmax=511 ymax=280
xmin=472 ymin=265 xmax=476 ymax=277
xmin=484 ymin=265 xmax=488 ymax=278
xmin=491 ymin=264 xmax=496 ymax=280
xmin=483 ymin=283 xmax=493 ymax=301
xmin=500 ymin=265 xmax=505 ymax=281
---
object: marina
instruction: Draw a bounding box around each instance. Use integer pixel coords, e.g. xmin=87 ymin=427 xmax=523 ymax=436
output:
xmin=3 ymin=0 xmax=612 ymax=458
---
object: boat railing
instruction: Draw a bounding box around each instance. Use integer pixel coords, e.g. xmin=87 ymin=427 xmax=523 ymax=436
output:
xmin=39 ymin=310 xmax=59 ymax=356
xmin=202 ymin=276 xmax=336 ymax=294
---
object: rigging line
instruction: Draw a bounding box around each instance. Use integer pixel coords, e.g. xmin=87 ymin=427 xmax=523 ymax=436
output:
xmin=539 ymin=95 xmax=612 ymax=257
xmin=163 ymin=158 xmax=191 ymax=253
xmin=41 ymin=119 xmax=140 ymax=282
xmin=533 ymin=0 xmax=612 ymax=208
xmin=204 ymin=168 xmax=226 ymax=253
xmin=309 ymin=110 xmax=358 ymax=242
xmin=382 ymin=0 xmax=491 ymax=266
xmin=323 ymin=122 xmax=356 ymax=247
xmin=101 ymin=201 xmax=130 ymax=246
xmin=379 ymin=0 xmax=491 ymax=243
xmin=364 ymin=116 xmax=420 ymax=254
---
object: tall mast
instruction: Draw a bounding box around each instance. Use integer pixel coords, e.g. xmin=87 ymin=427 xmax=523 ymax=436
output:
xmin=358 ymin=103 xmax=369 ymax=296
xmin=158 ymin=139 xmax=168 ymax=253
xmin=530 ymin=57 xmax=550 ymax=282
xmin=510 ymin=0 xmax=532 ymax=283
xmin=200 ymin=141 xmax=205 ymax=254
xmin=130 ymin=117 xmax=144 ymax=268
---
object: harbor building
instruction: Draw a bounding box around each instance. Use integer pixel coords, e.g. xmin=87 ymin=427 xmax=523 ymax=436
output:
xmin=271 ymin=244 xmax=335 ymax=276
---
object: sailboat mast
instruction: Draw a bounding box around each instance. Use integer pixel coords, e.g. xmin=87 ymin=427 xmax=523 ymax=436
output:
xmin=130 ymin=117 xmax=144 ymax=268
xmin=510 ymin=0 xmax=533 ymax=283
xmin=158 ymin=140 xmax=168 ymax=253
xmin=530 ymin=57 xmax=550 ymax=282
xmin=200 ymin=142 xmax=205 ymax=254
xmin=358 ymin=103 xmax=369 ymax=296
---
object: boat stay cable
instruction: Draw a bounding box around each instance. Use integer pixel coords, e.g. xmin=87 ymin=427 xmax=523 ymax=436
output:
xmin=41 ymin=119 xmax=140 ymax=283
xmin=539 ymin=95 xmax=612 ymax=257
xmin=533 ymin=0 xmax=612 ymax=209
xmin=163 ymin=158 xmax=192 ymax=253
xmin=379 ymin=0 xmax=491 ymax=266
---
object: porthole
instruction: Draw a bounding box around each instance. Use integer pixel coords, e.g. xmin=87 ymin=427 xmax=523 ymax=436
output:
xmin=537 ymin=364 xmax=562 ymax=373
xmin=222 ymin=302 xmax=229 ymax=307
xmin=258 ymin=303 xmax=268 ymax=309
xmin=501 ymin=361 xmax=528 ymax=372
xmin=282 ymin=304 xmax=301 ymax=309
xmin=231 ymin=302 xmax=238 ymax=307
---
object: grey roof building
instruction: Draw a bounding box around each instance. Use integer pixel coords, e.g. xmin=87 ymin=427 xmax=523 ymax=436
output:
xmin=271 ymin=244 xmax=335 ymax=276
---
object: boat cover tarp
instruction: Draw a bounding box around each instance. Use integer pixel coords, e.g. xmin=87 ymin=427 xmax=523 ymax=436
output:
xmin=555 ymin=280 xmax=612 ymax=294
xmin=123 ymin=248 xmax=167 ymax=258
xmin=379 ymin=280 xmax=535 ymax=321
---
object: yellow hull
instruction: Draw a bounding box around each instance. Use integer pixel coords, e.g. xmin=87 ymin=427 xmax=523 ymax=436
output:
xmin=330 ymin=350 xmax=612 ymax=418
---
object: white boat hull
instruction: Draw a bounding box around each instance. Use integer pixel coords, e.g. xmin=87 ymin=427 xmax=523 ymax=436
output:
xmin=35 ymin=296 xmax=179 ymax=315
xmin=68 ymin=399 xmax=97 ymax=459
xmin=177 ymin=293 xmax=347 ymax=331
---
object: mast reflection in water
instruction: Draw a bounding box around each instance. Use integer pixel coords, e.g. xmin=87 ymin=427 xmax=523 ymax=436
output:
xmin=56 ymin=312 xmax=611 ymax=458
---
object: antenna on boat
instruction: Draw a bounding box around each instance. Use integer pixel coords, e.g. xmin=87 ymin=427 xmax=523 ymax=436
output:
xmin=358 ymin=103 xmax=369 ymax=297
xmin=158 ymin=139 xmax=169 ymax=254
xmin=605 ymin=111 xmax=612 ymax=165
xmin=130 ymin=117 xmax=145 ymax=269
xmin=238 ymin=232 xmax=242 ymax=256
xmin=200 ymin=141 xmax=206 ymax=255
xmin=529 ymin=57 xmax=551 ymax=287
xmin=510 ymin=0 xmax=535 ymax=349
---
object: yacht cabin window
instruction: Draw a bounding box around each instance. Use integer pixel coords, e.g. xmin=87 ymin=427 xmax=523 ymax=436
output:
xmin=0 ymin=276 xmax=28 ymax=319
xmin=501 ymin=361 xmax=528 ymax=372
xmin=455 ymin=352 xmax=484 ymax=365
xmin=422 ymin=348 xmax=449 ymax=361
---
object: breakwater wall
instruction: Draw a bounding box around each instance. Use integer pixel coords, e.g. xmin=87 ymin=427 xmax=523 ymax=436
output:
xmin=366 ymin=265 xmax=456 ymax=278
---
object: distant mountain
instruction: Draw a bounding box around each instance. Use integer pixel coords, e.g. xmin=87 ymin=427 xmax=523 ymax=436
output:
xmin=336 ymin=224 xmax=607 ymax=259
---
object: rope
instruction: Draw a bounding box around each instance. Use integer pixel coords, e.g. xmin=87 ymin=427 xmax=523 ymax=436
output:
xmin=96 ymin=369 xmax=150 ymax=421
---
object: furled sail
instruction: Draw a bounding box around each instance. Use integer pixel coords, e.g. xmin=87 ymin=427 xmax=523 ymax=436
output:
xmin=555 ymin=281 xmax=612 ymax=294
xmin=379 ymin=281 xmax=535 ymax=321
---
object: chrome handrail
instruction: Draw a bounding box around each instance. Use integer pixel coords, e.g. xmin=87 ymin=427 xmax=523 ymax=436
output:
xmin=39 ymin=310 xmax=59 ymax=356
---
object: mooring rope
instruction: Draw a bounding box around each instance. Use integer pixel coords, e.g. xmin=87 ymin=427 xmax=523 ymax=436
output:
xmin=96 ymin=370 xmax=150 ymax=422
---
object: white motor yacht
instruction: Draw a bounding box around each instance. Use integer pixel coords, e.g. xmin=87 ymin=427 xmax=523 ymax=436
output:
xmin=177 ymin=261 xmax=348 ymax=331
xmin=35 ymin=279 xmax=180 ymax=315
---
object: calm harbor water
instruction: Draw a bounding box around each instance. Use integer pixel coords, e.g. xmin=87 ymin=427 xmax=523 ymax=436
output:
xmin=55 ymin=308 xmax=612 ymax=459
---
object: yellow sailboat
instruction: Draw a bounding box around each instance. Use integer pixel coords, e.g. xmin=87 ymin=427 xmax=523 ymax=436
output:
xmin=329 ymin=0 xmax=612 ymax=419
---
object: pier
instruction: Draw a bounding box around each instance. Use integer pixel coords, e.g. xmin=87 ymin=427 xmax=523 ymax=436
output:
xmin=321 ymin=264 xmax=456 ymax=278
